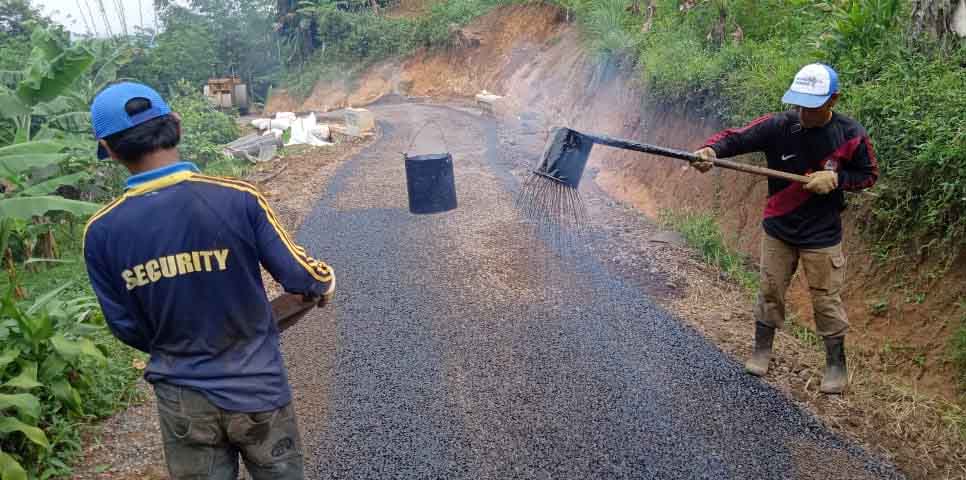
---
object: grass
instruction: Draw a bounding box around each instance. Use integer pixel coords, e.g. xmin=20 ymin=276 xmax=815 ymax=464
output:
xmin=788 ymin=321 xmax=823 ymax=349
xmin=659 ymin=209 xmax=758 ymax=293
xmin=950 ymin=299 xmax=966 ymax=391
xmin=204 ymin=156 xmax=254 ymax=179
xmin=548 ymin=0 xmax=966 ymax=267
xmin=281 ymin=0 xmax=521 ymax=101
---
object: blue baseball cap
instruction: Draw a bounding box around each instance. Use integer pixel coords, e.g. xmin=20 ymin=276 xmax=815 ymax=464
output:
xmin=90 ymin=82 xmax=172 ymax=159
xmin=781 ymin=63 xmax=839 ymax=109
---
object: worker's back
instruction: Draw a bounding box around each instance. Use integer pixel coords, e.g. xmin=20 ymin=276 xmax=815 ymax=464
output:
xmin=84 ymin=163 xmax=330 ymax=412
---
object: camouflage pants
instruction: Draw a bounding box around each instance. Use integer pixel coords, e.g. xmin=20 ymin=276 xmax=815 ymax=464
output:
xmin=756 ymin=233 xmax=849 ymax=338
xmin=154 ymin=382 xmax=304 ymax=480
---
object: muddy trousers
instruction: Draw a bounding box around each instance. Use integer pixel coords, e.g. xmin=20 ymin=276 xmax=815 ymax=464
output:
xmin=756 ymin=233 xmax=849 ymax=338
xmin=154 ymin=382 xmax=305 ymax=480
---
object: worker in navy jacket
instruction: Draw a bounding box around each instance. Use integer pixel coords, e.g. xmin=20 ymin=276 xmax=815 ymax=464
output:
xmin=692 ymin=64 xmax=878 ymax=394
xmin=85 ymin=82 xmax=333 ymax=479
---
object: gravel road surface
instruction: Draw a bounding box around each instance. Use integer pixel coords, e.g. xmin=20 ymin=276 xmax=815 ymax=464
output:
xmin=283 ymin=103 xmax=903 ymax=479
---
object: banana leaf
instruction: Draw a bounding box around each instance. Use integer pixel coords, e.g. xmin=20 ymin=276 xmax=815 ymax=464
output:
xmin=0 ymin=394 xmax=41 ymax=422
xmin=19 ymin=172 xmax=89 ymax=196
xmin=3 ymin=362 xmax=41 ymax=391
xmin=0 ymin=349 xmax=19 ymax=372
xmin=0 ymin=141 xmax=65 ymax=156
xmin=0 ymin=91 xmax=28 ymax=119
xmin=0 ymin=417 xmax=48 ymax=449
xmin=0 ymin=196 xmax=101 ymax=220
xmin=50 ymin=380 xmax=81 ymax=414
xmin=0 ymin=153 xmax=65 ymax=175
xmin=16 ymin=30 xmax=95 ymax=107
xmin=44 ymin=111 xmax=90 ymax=132
xmin=0 ymin=69 xmax=24 ymax=87
xmin=31 ymin=96 xmax=76 ymax=117
xmin=0 ymin=449 xmax=27 ymax=480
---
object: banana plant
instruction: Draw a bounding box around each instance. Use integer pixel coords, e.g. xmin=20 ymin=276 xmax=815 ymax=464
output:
xmin=0 ymin=27 xmax=101 ymax=222
xmin=0 ymin=28 xmax=94 ymax=144
xmin=31 ymin=40 xmax=137 ymax=139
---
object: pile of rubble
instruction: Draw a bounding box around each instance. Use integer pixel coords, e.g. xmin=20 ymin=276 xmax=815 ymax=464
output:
xmin=223 ymin=108 xmax=376 ymax=163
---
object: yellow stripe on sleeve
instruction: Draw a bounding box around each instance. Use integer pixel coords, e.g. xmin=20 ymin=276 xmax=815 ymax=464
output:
xmin=188 ymin=176 xmax=333 ymax=282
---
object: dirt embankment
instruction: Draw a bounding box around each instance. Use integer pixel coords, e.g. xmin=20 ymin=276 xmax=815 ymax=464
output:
xmin=268 ymin=5 xmax=966 ymax=476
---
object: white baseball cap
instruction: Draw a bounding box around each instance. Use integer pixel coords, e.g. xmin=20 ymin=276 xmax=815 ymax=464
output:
xmin=782 ymin=63 xmax=839 ymax=109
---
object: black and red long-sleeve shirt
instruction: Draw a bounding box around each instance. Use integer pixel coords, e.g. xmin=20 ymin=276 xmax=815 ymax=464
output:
xmin=703 ymin=111 xmax=878 ymax=248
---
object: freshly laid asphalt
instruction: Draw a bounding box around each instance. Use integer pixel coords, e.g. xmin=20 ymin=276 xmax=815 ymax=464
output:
xmin=283 ymin=103 xmax=904 ymax=479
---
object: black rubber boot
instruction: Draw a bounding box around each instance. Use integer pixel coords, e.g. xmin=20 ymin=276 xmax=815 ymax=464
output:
xmin=820 ymin=336 xmax=848 ymax=394
xmin=745 ymin=322 xmax=775 ymax=376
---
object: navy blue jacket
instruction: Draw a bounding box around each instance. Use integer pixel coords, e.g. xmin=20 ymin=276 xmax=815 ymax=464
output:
xmin=84 ymin=162 xmax=334 ymax=412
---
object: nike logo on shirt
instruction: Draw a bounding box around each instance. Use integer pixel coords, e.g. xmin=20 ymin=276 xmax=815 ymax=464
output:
xmin=781 ymin=154 xmax=797 ymax=161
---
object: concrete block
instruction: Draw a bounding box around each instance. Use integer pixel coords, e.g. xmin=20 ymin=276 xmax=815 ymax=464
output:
xmin=344 ymin=108 xmax=375 ymax=136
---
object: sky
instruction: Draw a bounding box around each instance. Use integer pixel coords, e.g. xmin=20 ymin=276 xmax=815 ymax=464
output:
xmin=34 ymin=0 xmax=159 ymax=37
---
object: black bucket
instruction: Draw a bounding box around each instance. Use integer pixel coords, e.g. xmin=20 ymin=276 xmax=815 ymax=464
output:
xmin=404 ymin=152 xmax=457 ymax=214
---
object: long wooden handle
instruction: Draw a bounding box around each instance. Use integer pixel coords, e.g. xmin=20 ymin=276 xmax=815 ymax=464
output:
xmin=711 ymin=158 xmax=811 ymax=184
xmin=585 ymin=132 xmax=811 ymax=184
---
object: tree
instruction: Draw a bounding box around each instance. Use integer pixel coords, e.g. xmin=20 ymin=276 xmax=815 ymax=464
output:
xmin=126 ymin=0 xmax=281 ymax=101
xmin=909 ymin=0 xmax=966 ymax=42
xmin=0 ymin=0 xmax=47 ymax=37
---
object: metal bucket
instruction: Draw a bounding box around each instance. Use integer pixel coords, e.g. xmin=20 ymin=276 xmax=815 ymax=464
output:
xmin=404 ymin=152 xmax=457 ymax=214
xmin=534 ymin=127 xmax=594 ymax=189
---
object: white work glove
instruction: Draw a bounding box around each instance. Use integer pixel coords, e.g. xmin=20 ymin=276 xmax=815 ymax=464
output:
xmin=691 ymin=147 xmax=716 ymax=173
xmin=804 ymin=170 xmax=838 ymax=195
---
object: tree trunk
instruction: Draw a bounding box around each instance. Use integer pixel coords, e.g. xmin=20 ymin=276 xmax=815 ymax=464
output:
xmin=909 ymin=0 xmax=966 ymax=41
xmin=641 ymin=0 xmax=657 ymax=33
xmin=4 ymin=248 xmax=24 ymax=300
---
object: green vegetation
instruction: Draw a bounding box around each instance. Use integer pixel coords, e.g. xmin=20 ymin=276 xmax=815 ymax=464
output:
xmin=951 ymin=299 xmax=966 ymax=390
xmin=788 ymin=319 xmax=824 ymax=348
xmin=550 ymin=0 xmax=965 ymax=268
xmin=167 ymin=81 xmax=242 ymax=168
xmin=660 ymin=209 xmax=759 ymax=293
xmin=279 ymin=0 xmax=521 ymax=98
xmin=0 ymin=2 xmax=252 ymax=474
xmin=121 ymin=0 xmax=281 ymax=104
xmin=546 ymin=0 xmax=964 ymax=388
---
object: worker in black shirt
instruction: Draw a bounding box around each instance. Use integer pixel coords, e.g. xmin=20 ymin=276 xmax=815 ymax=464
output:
xmin=692 ymin=64 xmax=878 ymax=394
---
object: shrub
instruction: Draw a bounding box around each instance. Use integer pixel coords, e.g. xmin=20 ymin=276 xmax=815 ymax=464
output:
xmin=283 ymin=0 xmax=518 ymax=100
xmin=550 ymin=0 xmax=966 ymax=264
xmin=166 ymin=80 xmax=240 ymax=167
xmin=660 ymin=209 xmax=759 ymax=293
xmin=0 ymin=281 xmax=139 ymax=478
